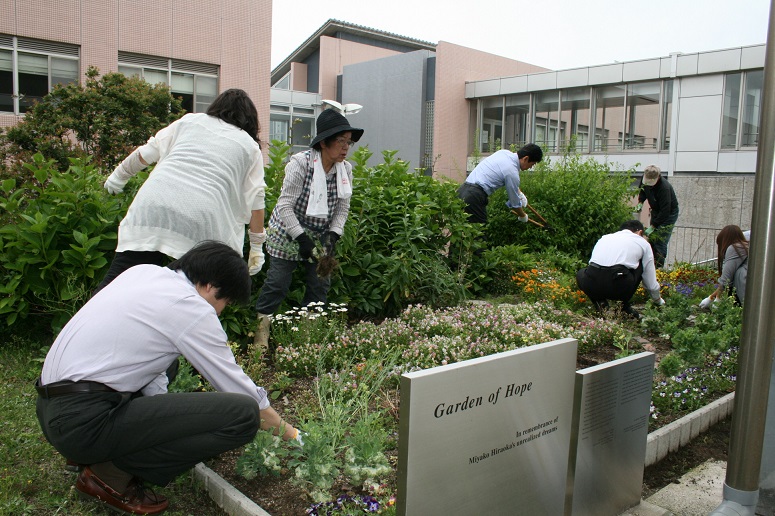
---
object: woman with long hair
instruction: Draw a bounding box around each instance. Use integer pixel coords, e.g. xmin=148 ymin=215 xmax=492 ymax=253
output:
xmin=708 ymin=224 xmax=749 ymax=305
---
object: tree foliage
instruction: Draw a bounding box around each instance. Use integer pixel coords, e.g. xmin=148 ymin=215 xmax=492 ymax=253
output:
xmin=0 ymin=66 xmax=183 ymax=176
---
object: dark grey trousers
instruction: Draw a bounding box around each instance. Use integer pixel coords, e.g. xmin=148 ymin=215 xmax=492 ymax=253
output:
xmin=36 ymin=390 xmax=259 ymax=486
xmin=255 ymin=255 xmax=331 ymax=314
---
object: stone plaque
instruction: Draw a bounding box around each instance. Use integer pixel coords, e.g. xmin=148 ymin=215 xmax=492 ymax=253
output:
xmin=397 ymin=338 xmax=578 ymax=516
xmin=565 ymin=352 xmax=655 ymax=516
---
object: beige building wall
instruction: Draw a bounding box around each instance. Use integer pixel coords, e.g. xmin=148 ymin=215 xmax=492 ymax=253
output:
xmin=0 ymin=0 xmax=272 ymax=138
xmin=318 ymin=36 xmax=402 ymax=100
xmin=432 ymin=42 xmax=549 ymax=183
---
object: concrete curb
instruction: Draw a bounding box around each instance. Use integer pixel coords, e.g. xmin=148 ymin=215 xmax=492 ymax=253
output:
xmin=194 ymin=392 xmax=736 ymax=516
xmin=193 ymin=463 xmax=270 ymax=516
xmin=644 ymin=392 xmax=734 ymax=467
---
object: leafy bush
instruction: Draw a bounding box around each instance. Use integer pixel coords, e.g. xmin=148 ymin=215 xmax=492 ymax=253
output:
xmin=331 ymin=147 xmax=482 ymax=318
xmin=0 ymin=154 xmax=129 ymax=330
xmin=486 ymin=153 xmax=635 ymax=258
xmin=0 ymin=66 xmax=183 ymax=175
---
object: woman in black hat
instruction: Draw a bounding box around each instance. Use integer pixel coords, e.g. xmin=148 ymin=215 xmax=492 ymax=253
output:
xmin=253 ymin=108 xmax=364 ymax=350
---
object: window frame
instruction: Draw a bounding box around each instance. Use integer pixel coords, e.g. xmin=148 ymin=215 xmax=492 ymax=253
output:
xmin=0 ymin=36 xmax=80 ymax=115
xmin=117 ymin=54 xmax=219 ymax=113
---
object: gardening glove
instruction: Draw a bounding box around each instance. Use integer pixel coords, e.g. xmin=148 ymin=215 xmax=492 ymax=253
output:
xmin=655 ymin=297 xmax=666 ymax=306
xmin=644 ymin=226 xmax=655 ymax=237
xmin=105 ymin=149 xmax=145 ymax=194
xmin=518 ymin=214 xmax=529 ymax=223
xmin=247 ymin=230 xmax=267 ymax=275
xmin=699 ymin=296 xmax=713 ymax=309
xmin=295 ymin=233 xmax=316 ymax=261
xmin=324 ymin=231 xmax=340 ymax=255
xmin=635 ymin=203 xmax=643 ymax=213
xmin=518 ymin=191 xmax=528 ymax=208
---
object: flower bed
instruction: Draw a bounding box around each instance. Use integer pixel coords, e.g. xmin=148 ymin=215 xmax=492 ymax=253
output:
xmin=196 ymin=264 xmax=740 ymax=514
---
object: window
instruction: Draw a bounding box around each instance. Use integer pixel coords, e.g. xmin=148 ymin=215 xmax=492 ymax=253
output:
xmin=722 ymin=71 xmax=762 ymax=149
xmin=559 ymin=88 xmax=590 ymax=152
xmin=624 ymin=81 xmax=661 ymax=150
xmin=594 ymin=85 xmax=625 ymax=152
xmin=269 ymin=105 xmax=317 ymax=154
xmin=742 ymin=70 xmax=762 ymax=147
xmin=0 ymin=36 xmax=79 ymax=115
xmin=118 ymin=53 xmax=218 ymax=113
xmin=661 ymin=80 xmax=673 ymax=150
xmin=479 ymin=97 xmax=503 ymax=153
xmin=534 ymin=91 xmax=560 ymax=152
xmin=504 ymin=94 xmax=530 ymax=150
xmin=273 ymin=73 xmax=290 ymax=90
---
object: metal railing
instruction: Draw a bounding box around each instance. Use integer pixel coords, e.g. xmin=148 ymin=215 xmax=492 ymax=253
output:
xmin=665 ymin=225 xmax=722 ymax=267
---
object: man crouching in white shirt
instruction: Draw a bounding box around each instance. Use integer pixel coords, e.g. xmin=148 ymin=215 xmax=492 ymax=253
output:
xmin=576 ymin=220 xmax=665 ymax=319
xmin=35 ymin=241 xmax=301 ymax=515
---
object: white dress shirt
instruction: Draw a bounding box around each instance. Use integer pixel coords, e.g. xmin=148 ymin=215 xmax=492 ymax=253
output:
xmin=589 ymin=229 xmax=661 ymax=300
xmin=40 ymin=265 xmax=270 ymax=409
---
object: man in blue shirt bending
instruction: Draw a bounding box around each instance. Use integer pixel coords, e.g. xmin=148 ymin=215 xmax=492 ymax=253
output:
xmin=457 ymin=143 xmax=543 ymax=225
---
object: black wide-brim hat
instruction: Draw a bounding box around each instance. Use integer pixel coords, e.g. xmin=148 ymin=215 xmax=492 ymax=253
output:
xmin=309 ymin=109 xmax=364 ymax=148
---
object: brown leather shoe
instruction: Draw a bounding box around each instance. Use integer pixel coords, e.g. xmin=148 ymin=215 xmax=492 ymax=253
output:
xmin=75 ymin=466 xmax=168 ymax=515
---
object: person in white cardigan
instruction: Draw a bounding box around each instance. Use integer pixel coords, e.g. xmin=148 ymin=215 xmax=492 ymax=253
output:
xmin=253 ymin=108 xmax=363 ymax=350
xmin=96 ymin=88 xmax=267 ymax=293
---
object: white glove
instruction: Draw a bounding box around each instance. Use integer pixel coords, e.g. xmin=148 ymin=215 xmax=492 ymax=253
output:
xmin=654 ymin=297 xmax=665 ymax=306
xmin=247 ymin=231 xmax=266 ymax=275
xmin=698 ymin=296 xmax=713 ymax=309
xmin=518 ymin=214 xmax=528 ymax=223
xmin=518 ymin=191 xmax=528 ymax=208
xmin=105 ymin=150 xmax=146 ymax=194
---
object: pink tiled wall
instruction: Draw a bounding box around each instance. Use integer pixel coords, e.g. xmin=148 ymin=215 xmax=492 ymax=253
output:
xmin=0 ymin=0 xmax=272 ymax=140
xmin=432 ymin=42 xmax=549 ymax=183
xmin=318 ymin=36 xmax=402 ymax=100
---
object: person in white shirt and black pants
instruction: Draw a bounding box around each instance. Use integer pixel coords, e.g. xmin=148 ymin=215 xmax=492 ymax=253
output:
xmin=35 ymin=242 xmax=301 ymax=515
xmin=576 ymin=220 xmax=665 ymax=319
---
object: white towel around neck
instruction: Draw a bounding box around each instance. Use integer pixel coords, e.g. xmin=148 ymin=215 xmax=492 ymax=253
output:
xmin=306 ymin=150 xmax=352 ymax=218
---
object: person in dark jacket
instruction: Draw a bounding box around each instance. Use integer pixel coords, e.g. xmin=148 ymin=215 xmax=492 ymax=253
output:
xmin=637 ymin=165 xmax=679 ymax=268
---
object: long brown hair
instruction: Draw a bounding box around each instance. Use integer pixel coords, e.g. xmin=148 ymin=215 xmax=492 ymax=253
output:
xmin=716 ymin=225 xmax=748 ymax=275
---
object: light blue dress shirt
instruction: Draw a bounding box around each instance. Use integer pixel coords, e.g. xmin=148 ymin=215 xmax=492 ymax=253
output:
xmin=464 ymin=149 xmax=524 ymax=208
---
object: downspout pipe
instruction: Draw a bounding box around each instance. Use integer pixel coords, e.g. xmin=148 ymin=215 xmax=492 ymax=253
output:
xmin=709 ymin=0 xmax=775 ymax=514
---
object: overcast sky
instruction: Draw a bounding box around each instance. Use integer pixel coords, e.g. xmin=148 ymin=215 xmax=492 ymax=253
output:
xmin=271 ymin=0 xmax=772 ymax=71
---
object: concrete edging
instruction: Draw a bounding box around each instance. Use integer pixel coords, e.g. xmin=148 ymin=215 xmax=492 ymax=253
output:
xmin=194 ymin=392 xmax=736 ymax=516
xmin=644 ymin=392 xmax=735 ymax=467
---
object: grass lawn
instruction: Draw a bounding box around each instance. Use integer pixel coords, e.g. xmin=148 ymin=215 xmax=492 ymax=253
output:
xmin=0 ymin=332 xmax=224 ymax=515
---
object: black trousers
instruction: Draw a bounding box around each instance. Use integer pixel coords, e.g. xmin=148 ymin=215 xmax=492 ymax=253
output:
xmin=457 ymin=182 xmax=489 ymax=224
xmin=576 ymin=263 xmax=643 ymax=304
xmin=36 ymin=390 xmax=259 ymax=486
xmin=93 ymin=250 xmax=168 ymax=295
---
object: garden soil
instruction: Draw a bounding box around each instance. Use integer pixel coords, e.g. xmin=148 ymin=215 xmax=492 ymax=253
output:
xmin=207 ymin=311 xmax=732 ymax=516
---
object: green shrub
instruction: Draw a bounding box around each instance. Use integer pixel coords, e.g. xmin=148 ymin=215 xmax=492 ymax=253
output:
xmin=486 ymin=153 xmax=636 ymax=258
xmin=330 ymin=147 xmax=482 ymax=318
xmin=0 ymin=154 xmax=130 ymax=330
